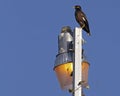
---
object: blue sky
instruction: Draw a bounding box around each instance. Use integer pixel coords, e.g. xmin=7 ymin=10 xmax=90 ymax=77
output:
xmin=0 ymin=0 xmax=120 ymax=96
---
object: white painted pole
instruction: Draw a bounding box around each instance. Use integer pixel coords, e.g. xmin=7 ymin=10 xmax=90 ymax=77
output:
xmin=73 ymin=27 xmax=82 ymax=96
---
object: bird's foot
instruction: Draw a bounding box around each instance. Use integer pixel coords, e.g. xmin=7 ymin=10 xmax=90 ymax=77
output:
xmin=81 ymin=24 xmax=85 ymax=29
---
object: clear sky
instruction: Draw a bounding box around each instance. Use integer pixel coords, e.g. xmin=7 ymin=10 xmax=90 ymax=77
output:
xmin=0 ymin=0 xmax=120 ymax=96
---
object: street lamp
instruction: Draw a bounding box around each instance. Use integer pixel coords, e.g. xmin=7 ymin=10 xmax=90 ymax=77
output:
xmin=54 ymin=26 xmax=73 ymax=90
xmin=54 ymin=26 xmax=90 ymax=92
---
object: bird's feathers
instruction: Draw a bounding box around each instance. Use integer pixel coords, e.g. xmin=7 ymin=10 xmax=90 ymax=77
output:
xmin=74 ymin=5 xmax=91 ymax=36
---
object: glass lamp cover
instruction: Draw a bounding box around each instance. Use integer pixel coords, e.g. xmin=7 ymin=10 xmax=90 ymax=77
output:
xmin=54 ymin=61 xmax=89 ymax=90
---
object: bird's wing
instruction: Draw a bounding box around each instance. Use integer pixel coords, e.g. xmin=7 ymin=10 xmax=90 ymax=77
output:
xmin=75 ymin=11 xmax=83 ymax=24
xmin=81 ymin=11 xmax=91 ymax=34
xmin=76 ymin=11 xmax=90 ymax=33
xmin=76 ymin=11 xmax=87 ymax=22
xmin=80 ymin=11 xmax=90 ymax=27
xmin=80 ymin=11 xmax=88 ymax=22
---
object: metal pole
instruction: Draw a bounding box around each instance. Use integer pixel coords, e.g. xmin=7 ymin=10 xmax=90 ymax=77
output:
xmin=73 ymin=27 xmax=82 ymax=96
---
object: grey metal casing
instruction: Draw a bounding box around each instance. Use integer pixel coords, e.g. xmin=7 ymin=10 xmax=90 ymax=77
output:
xmin=54 ymin=26 xmax=74 ymax=68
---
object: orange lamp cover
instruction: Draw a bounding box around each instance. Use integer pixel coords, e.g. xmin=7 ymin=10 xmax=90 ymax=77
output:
xmin=54 ymin=61 xmax=89 ymax=90
xmin=54 ymin=62 xmax=73 ymax=90
xmin=54 ymin=61 xmax=90 ymax=90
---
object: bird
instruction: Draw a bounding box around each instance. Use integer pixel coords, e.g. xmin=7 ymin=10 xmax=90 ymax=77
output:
xmin=74 ymin=5 xmax=91 ymax=36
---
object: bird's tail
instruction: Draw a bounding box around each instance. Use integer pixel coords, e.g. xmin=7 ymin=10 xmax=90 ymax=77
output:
xmin=87 ymin=32 xmax=91 ymax=36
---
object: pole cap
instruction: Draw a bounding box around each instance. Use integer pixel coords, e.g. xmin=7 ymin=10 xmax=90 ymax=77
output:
xmin=61 ymin=26 xmax=72 ymax=33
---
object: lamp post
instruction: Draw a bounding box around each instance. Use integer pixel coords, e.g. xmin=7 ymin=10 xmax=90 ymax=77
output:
xmin=73 ymin=27 xmax=82 ymax=96
xmin=54 ymin=26 xmax=90 ymax=96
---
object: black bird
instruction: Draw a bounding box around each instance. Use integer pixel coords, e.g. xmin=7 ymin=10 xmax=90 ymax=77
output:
xmin=74 ymin=5 xmax=91 ymax=36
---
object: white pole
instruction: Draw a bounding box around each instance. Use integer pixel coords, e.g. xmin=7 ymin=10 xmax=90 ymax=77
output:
xmin=73 ymin=27 xmax=82 ymax=96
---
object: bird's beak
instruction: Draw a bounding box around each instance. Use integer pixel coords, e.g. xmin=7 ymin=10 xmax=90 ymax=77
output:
xmin=73 ymin=6 xmax=75 ymax=8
